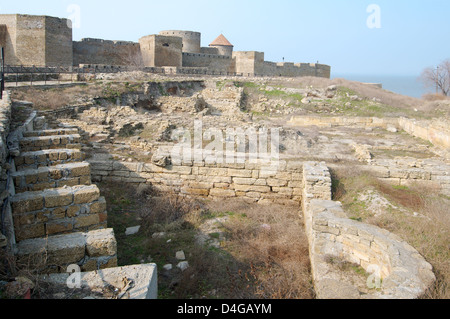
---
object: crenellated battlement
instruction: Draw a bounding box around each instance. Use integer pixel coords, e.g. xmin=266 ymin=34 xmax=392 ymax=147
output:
xmin=0 ymin=13 xmax=331 ymax=78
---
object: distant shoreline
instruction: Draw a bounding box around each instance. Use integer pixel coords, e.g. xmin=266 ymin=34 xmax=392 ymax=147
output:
xmin=332 ymin=74 xmax=429 ymax=99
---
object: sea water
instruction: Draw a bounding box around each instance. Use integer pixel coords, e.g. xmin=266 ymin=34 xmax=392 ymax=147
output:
xmin=332 ymin=74 xmax=431 ymax=99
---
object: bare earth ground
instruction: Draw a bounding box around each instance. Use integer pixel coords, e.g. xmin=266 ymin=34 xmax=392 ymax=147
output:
xmin=4 ymin=73 xmax=450 ymax=299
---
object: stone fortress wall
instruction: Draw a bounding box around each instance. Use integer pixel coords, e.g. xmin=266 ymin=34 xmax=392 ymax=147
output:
xmin=0 ymin=14 xmax=331 ymax=78
xmin=0 ymin=14 xmax=72 ymax=67
xmin=73 ymin=38 xmax=141 ymax=67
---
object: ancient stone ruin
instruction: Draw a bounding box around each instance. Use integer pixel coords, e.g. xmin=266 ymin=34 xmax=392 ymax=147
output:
xmin=0 ymin=14 xmax=330 ymax=77
xmin=0 ymin=13 xmax=448 ymax=300
xmin=1 ymin=72 xmax=448 ymax=298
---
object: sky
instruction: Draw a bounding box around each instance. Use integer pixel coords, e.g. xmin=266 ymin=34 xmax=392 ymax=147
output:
xmin=0 ymin=0 xmax=449 ymax=77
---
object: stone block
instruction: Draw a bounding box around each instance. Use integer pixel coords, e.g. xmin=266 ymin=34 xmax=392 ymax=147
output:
xmin=67 ymin=205 xmax=81 ymax=217
xmin=46 ymin=220 xmax=73 ymax=235
xmin=75 ymin=214 xmax=100 ymax=229
xmin=233 ymin=178 xmax=257 ymax=185
xmin=44 ymin=188 xmax=73 ymax=208
xmin=70 ymin=163 xmax=91 ymax=177
xmin=73 ymin=185 xmax=100 ymax=204
xmin=11 ymin=194 xmax=44 ymax=214
xmin=16 ymin=223 xmax=46 ymax=241
xmin=227 ymin=169 xmax=253 ymax=178
xmin=209 ymin=188 xmax=236 ymax=197
xmin=233 ymin=184 xmax=271 ymax=193
xmin=85 ymin=229 xmax=117 ymax=257
xmin=183 ymin=188 xmax=210 ymax=196
xmin=89 ymin=197 xmax=107 ymax=214
xmin=47 ymin=232 xmax=86 ymax=265
xmin=188 ymin=182 xmax=213 ymax=189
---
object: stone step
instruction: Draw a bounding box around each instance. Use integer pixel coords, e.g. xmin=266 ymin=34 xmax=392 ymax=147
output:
xmin=15 ymin=228 xmax=117 ymax=273
xmin=15 ymin=149 xmax=85 ymax=171
xmin=12 ymin=162 xmax=91 ymax=193
xmin=10 ymin=185 xmax=106 ymax=241
xmin=22 ymin=128 xmax=79 ymax=138
xmin=19 ymin=134 xmax=82 ymax=152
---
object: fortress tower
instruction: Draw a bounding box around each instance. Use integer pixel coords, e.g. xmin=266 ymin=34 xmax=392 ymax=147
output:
xmin=159 ymin=30 xmax=201 ymax=54
xmin=209 ymin=34 xmax=234 ymax=57
xmin=0 ymin=14 xmax=73 ymax=67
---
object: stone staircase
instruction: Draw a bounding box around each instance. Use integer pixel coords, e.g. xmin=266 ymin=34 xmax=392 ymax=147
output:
xmin=10 ymin=124 xmax=117 ymax=273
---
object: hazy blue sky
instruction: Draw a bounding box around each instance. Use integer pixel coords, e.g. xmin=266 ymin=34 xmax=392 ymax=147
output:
xmin=1 ymin=0 xmax=449 ymax=77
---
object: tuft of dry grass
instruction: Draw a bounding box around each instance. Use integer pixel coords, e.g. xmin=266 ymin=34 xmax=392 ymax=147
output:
xmin=422 ymin=93 xmax=450 ymax=101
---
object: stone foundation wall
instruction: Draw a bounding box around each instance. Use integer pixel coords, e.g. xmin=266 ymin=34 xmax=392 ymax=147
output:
xmin=288 ymin=115 xmax=399 ymax=129
xmin=88 ymin=159 xmax=304 ymax=205
xmin=15 ymin=228 xmax=117 ymax=273
xmin=10 ymin=184 xmax=107 ymax=241
xmin=73 ymin=38 xmax=141 ymax=67
xmin=0 ymin=91 xmax=12 ymax=248
xmin=398 ymin=117 xmax=450 ymax=150
xmin=302 ymin=162 xmax=435 ymax=299
xmin=0 ymin=91 xmax=11 ymax=177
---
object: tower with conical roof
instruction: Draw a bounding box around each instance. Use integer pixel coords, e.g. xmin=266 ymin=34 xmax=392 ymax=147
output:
xmin=209 ymin=34 xmax=234 ymax=57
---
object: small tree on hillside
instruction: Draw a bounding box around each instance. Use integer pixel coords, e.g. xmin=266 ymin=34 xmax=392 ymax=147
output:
xmin=420 ymin=59 xmax=450 ymax=96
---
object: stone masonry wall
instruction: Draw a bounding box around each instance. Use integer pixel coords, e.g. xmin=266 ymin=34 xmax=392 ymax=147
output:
xmin=73 ymin=38 xmax=141 ymax=67
xmin=182 ymin=53 xmax=233 ymax=74
xmin=88 ymin=158 xmax=304 ymax=205
xmin=0 ymin=91 xmax=12 ymax=248
xmin=398 ymin=117 xmax=450 ymax=150
xmin=0 ymin=14 xmax=72 ymax=67
xmin=289 ymin=115 xmax=450 ymax=196
xmin=302 ymin=162 xmax=435 ymax=299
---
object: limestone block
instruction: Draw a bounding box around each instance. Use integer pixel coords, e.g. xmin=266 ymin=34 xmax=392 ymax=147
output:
xmin=16 ymin=223 xmax=46 ymax=241
xmin=44 ymin=188 xmax=73 ymax=208
xmin=11 ymin=193 xmax=44 ymax=214
xmin=73 ymin=185 xmax=100 ymax=204
xmin=267 ymin=179 xmax=288 ymax=187
xmin=188 ymin=182 xmax=213 ymax=189
xmin=227 ymin=169 xmax=253 ymax=178
xmin=85 ymin=229 xmax=117 ymax=257
xmin=47 ymin=232 xmax=87 ymax=265
xmin=46 ymin=220 xmax=74 ymax=235
xmin=233 ymin=184 xmax=271 ymax=193
xmin=232 ymin=178 xmax=257 ymax=185
xmin=209 ymin=188 xmax=236 ymax=197
xmin=182 ymin=188 xmax=210 ymax=196
xmin=89 ymin=197 xmax=107 ymax=214
xmin=67 ymin=205 xmax=81 ymax=217
xmin=74 ymin=214 xmax=100 ymax=229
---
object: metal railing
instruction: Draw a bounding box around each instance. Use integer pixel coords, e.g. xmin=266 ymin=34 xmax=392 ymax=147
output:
xmin=0 ymin=47 xmax=4 ymax=99
xmin=1 ymin=62 xmax=307 ymax=87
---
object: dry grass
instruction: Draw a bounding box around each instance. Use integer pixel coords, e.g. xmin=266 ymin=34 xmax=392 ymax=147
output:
xmin=202 ymin=199 xmax=314 ymax=299
xmin=331 ymin=165 xmax=450 ymax=299
xmin=0 ymin=247 xmax=56 ymax=299
xmin=113 ymin=183 xmax=314 ymax=299
xmin=422 ymin=93 xmax=450 ymax=101
xmin=10 ymin=84 xmax=102 ymax=110
xmin=9 ymin=81 xmax=141 ymax=110
xmin=271 ymin=76 xmax=425 ymax=110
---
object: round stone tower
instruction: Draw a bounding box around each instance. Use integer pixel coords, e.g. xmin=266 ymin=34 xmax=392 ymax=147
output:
xmin=209 ymin=34 xmax=234 ymax=57
xmin=159 ymin=30 xmax=201 ymax=54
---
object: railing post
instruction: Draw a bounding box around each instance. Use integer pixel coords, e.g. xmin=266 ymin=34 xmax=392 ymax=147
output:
xmin=0 ymin=47 xmax=4 ymax=98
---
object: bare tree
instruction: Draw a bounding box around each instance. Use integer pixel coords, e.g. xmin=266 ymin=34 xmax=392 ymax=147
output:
xmin=420 ymin=59 xmax=450 ymax=96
